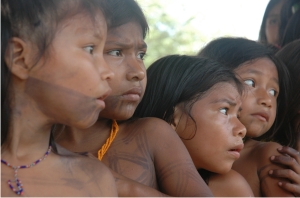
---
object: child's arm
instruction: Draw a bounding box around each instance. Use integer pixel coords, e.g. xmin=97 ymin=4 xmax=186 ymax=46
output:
xmin=269 ymin=146 xmax=300 ymax=197
xmin=110 ymin=169 xmax=169 ymax=197
xmin=258 ymin=142 xmax=295 ymax=196
xmin=209 ymin=169 xmax=254 ymax=197
xmin=145 ymin=118 xmax=213 ymax=197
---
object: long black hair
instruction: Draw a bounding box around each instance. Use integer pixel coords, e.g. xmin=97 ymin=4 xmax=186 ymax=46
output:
xmin=134 ymin=55 xmax=243 ymax=128
xmin=198 ymin=37 xmax=294 ymax=147
xmin=276 ymin=39 xmax=300 ymax=150
xmin=104 ymin=0 xmax=149 ymax=39
xmin=279 ymin=0 xmax=300 ymax=47
xmin=259 ymin=0 xmax=284 ymax=44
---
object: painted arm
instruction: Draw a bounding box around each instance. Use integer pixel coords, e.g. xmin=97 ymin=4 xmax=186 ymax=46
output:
xmin=148 ymin=118 xmax=213 ymax=197
xmin=269 ymin=146 xmax=300 ymax=197
xmin=110 ymin=169 xmax=169 ymax=197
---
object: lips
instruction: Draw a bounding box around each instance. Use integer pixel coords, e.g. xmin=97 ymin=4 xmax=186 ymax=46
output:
xmin=229 ymin=143 xmax=244 ymax=153
xmin=251 ymin=111 xmax=270 ymax=122
xmin=98 ymin=89 xmax=111 ymax=101
xmin=228 ymin=143 xmax=244 ymax=159
xmin=121 ymin=87 xmax=142 ymax=101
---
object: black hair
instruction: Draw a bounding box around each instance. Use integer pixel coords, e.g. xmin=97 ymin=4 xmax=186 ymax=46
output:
xmin=198 ymin=37 xmax=294 ymax=147
xmin=276 ymin=39 xmax=300 ymax=150
xmin=104 ymin=0 xmax=149 ymax=39
xmin=259 ymin=0 xmax=284 ymax=45
xmin=1 ymin=0 xmax=109 ymax=147
xmin=134 ymin=55 xmax=243 ymax=183
xmin=280 ymin=9 xmax=300 ymax=47
xmin=135 ymin=55 xmax=243 ymax=129
xmin=279 ymin=0 xmax=300 ymax=47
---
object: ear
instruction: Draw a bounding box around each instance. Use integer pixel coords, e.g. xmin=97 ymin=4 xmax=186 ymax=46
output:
xmin=5 ymin=37 xmax=35 ymax=80
xmin=170 ymin=105 xmax=184 ymax=131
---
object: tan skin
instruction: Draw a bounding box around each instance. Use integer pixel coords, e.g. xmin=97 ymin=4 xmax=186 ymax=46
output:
xmin=232 ymin=58 xmax=294 ymax=196
xmin=1 ymin=12 xmax=118 ymax=196
xmin=265 ymin=0 xmax=285 ymax=46
xmin=172 ymin=82 xmax=253 ymax=197
xmin=55 ymin=21 xmax=213 ymax=197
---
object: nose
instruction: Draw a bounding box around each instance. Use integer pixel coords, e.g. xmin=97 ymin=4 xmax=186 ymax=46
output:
xmin=126 ymin=57 xmax=146 ymax=81
xmin=99 ymin=55 xmax=114 ymax=81
xmin=233 ymin=118 xmax=246 ymax=138
xmin=257 ymin=88 xmax=272 ymax=108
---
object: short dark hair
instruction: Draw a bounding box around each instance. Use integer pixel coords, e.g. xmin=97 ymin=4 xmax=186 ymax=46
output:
xmin=198 ymin=37 xmax=294 ymax=147
xmin=104 ymin=0 xmax=149 ymax=39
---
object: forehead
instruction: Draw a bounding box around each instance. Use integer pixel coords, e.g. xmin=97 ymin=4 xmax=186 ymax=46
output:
xmin=107 ymin=21 xmax=143 ymax=39
xmin=268 ymin=0 xmax=285 ymax=16
xmin=58 ymin=11 xmax=107 ymax=36
xmin=235 ymin=58 xmax=279 ymax=83
xmin=200 ymin=82 xmax=241 ymax=104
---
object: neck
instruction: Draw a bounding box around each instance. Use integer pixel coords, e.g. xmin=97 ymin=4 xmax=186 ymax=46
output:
xmin=54 ymin=118 xmax=112 ymax=155
xmin=2 ymin=87 xmax=53 ymax=164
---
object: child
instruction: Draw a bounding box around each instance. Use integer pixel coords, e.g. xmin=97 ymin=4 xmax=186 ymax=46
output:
xmin=198 ymin=37 xmax=295 ymax=196
xmin=134 ymin=55 xmax=254 ymax=196
xmin=1 ymin=0 xmax=117 ymax=196
xmin=258 ymin=0 xmax=285 ymax=48
xmin=268 ymin=40 xmax=300 ymax=196
xmin=54 ymin=0 xmax=213 ymax=196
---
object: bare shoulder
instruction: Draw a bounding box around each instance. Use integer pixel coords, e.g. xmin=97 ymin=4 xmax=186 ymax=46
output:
xmin=54 ymin=148 xmax=117 ymax=196
xmin=127 ymin=117 xmax=179 ymax=138
xmin=209 ymin=169 xmax=253 ymax=197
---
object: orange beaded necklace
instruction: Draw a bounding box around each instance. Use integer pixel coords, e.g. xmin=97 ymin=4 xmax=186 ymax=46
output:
xmin=97 ymin=119 xmax=119 ymax=160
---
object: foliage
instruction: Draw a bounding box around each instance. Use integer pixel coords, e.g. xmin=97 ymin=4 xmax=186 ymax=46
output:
xmin=137 ymin=0 xmax=208 ymax=67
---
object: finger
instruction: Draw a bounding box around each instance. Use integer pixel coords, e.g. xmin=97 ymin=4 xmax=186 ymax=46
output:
xmin=278 ymin=181 xmax=300 ymax=197
xmin=277 ymin=146 xmax=300 ymax=163
xmin=269 ymin=169 xmax=300 ymax=184
xmin=270 ymin=155 xmax=300 ymax=174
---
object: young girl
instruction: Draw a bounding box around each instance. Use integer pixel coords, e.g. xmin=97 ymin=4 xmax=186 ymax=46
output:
xmin=134 ymin=55 xmax=254 ymax=197
xmin=1 ymin=0 xmax=117 ymax=196
xmin=198 ymin=37 xmax=295 ymax=196
xmin=268 ymin=40 xmax=300 ymax=197
xmin=54 ymin=0 xmax=213 ymax=196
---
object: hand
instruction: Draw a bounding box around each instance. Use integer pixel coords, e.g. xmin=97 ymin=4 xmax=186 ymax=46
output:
xmin=269 ymin=146 xmax=300 ymax=196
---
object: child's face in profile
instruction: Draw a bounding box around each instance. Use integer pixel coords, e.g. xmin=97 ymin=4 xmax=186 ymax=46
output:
xmin=235 ymin=57 xmax=279 ymax=138
xmin=26 ymin=12 xmax=112 ymax=129
xmin=175 ymin=82 xmax=246 ymax=174
xmin=100 ymin=21 xmax=147 ymax=120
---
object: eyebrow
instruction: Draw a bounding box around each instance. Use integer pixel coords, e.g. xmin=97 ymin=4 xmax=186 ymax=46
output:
xmin=211 ymin=98 xmax=237 ymax=107
xmin=105 ymin=41 xmax=148 ymax=49
xmin=239 ymin=68 xmax=279 ymax=84
xmin=75 ymin=27 xmax=104 ymax=40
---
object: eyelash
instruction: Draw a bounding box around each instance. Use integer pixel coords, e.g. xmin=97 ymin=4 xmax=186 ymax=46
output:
xmin=220 ymin=108 xmax=228 ymax=115
xmin=244 ymin=79 xmax=255 ymax=87
xmin=108 ymin=50 xmax=146 ymax=60
xmin=137 ymin=52 xmax=146 ymax=60
xmin=244 ymin=79 xmax=278 ymax=96
xmin=84 ymin=45 xmax=94 ymax=55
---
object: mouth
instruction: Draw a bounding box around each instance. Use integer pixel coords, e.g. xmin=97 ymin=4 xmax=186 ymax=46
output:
xmin=252 ymin=112 xmax=269 ymax=122
xmin=121 ymin=87 xmax=143 ymax=102
xmin=98 ymin=89 xmax=111 ymax=101
xmin=96 ymin=89 xmax=111 ymax=109
xmin=228 ymin=143 xmax=244 ymax=159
